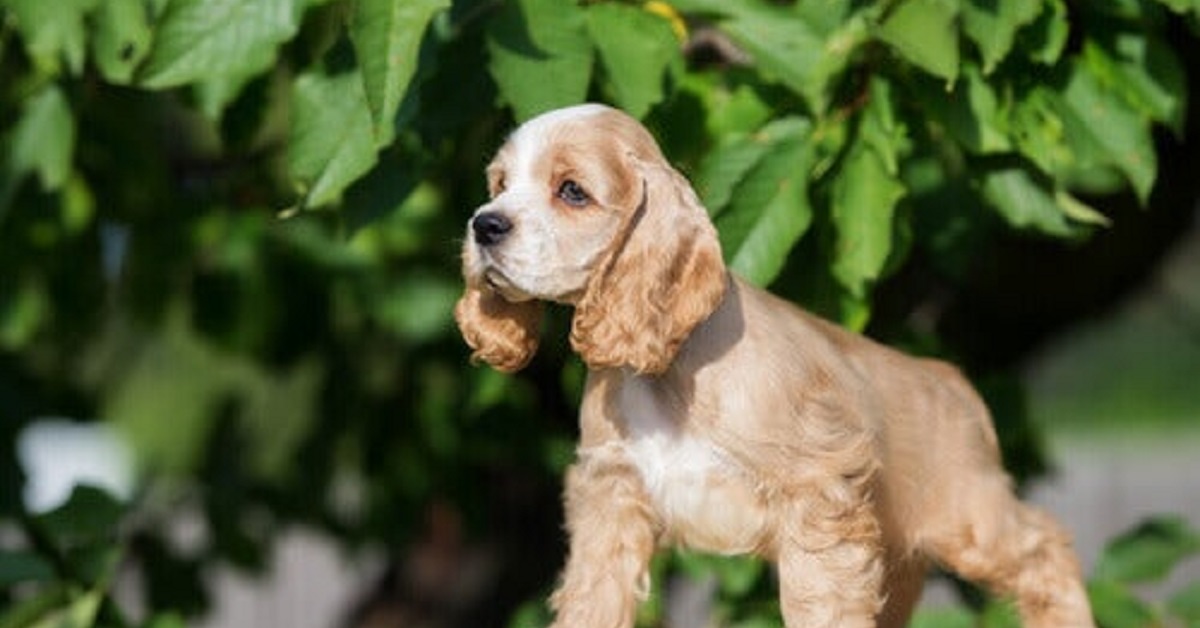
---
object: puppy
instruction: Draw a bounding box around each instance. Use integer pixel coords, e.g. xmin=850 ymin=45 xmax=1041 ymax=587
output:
xmin=455 ymin=104 xmax=1094 ymax=627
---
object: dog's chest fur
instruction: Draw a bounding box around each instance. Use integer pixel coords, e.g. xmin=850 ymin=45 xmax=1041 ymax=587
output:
xmin=616 ymin=377 xmax=769 ymax=554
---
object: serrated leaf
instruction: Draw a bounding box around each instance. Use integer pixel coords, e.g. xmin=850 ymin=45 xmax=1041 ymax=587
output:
xmin=1088 ymin=580 xmax=1159 ymax=627
xmin=585 ymin=3 xmax=681 ymax=118
xmin=486 ymin=0 xmax=593 ymax=122
xmin=1059 ymin=59 xmax=1158 ymax=203
xmin=1093 ymin=517 xmax=1200 ymax=584
xmin=980 ymin=166 xmax=1075 ymax=236
xmin=350 ymin=0 xmax=449 ymax=143
xmin=961 ymin=0 xmax=1041 ymax=73
xmin=10 ymin=84 xmax=75 ymax=192
xmin=696 ymin=118 xmax=807 ymax=216
xmin=3 ymin=0 xmax=97 ymax=75
xmin=877 ymin=0 xmax=959 ymax=82
xmin=1010 ymin=86 xmax=1075 ymax=176
xmin=289 ymin=71 xmax=378 ymax=208
xmin=91 ymin=0 xmax=153 ymax=84
xmin=831 ymin=144 xmax=905 ymax=298
xmin=680 ymin=1 xmax=866 ymax=114
xmin=1084 ymin=33 xmax=1186 ymax=134
xmin=139 ymin=0 xmax=304 ymax=112
xmin=858 ymin=77 xmax=908 ymax=173
xmin=919 ymin=65 xmax=1011 ymax=155
xmin=714 ymin=119 xmax=815 ymax=286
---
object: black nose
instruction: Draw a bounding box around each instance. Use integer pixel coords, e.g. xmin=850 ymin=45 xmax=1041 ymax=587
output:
xmin=472 ymin=212 xmax=512 ymax=246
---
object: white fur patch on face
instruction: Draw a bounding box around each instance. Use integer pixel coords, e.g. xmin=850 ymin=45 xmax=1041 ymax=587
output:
xmin=466 ymin=104 xmax=620 ymax=303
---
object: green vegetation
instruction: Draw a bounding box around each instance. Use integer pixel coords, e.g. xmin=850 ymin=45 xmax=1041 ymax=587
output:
xmin=1 ymin=0 xmax=1198 ymax=625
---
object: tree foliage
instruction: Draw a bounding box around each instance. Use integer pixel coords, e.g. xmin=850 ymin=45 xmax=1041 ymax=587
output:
xmin=1 ymin=0 xmax=1198 ymax=625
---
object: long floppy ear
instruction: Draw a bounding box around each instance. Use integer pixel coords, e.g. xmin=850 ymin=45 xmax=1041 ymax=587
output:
xmin=455 ymin=284 xmax=543 ymax=373
xmin=571 ymin=158 xmax=727 ymax=375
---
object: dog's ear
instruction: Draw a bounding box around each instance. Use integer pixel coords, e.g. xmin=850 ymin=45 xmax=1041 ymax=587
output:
xmin=455 ymin=284 xmax=543 ymax=373
xmin=571 ymin=157 xmax=727 ymax=375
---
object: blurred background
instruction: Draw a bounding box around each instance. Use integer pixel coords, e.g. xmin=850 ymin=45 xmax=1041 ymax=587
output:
xmin=2 ymin=0 xmax=1198 ymax=626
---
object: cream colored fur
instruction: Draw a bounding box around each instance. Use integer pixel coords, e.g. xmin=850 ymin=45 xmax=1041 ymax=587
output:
xmin=455 ymin=104 xmax=1094 ymax=627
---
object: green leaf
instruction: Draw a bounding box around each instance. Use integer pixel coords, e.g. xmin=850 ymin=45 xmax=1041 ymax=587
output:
xmin=714 ymin=118 xmax=815 ymax=286
xmin=961 ymin=0 xmax=1041 ymax=73
xmin=3 ymin=0 xmax=98 ymax=75
xmin=1093 ymin=517 xmax=1200 ymax=584
xmin=91 ymin=0 xmax=153 ymax=84
xmin=696 ymin=118 xmax=804 ymax=216
xmin=1019 ymin=0 xmax=1069 ymax=65
xmin=877 ymin=0 xmax=960 ymax=83
xmin=979 ymin=165 xmax=1075 ymax=237
xmin=0 ymin=550 xmax=56 ymax=587
xmin=674 ymin=0 xmax=867 ymax=114
xmin=9 ymin=84 xmax=76 ymax=192
xmin=1084 ymin=34 xmax=1187 ymax=134
xmin=289 ymin=71 xmax=379 ymax=208
xmin=486 ymin=0 xmax=593 ymax=122
xmin=1058 ymin=59 xmax=1158 ymax=203
xmin=1009 ymin=86 xmax=1075 ymax=177
xmin=585 ymin=3 xmax=681 ymax=118
xmin=831 ymin=144 xmax=906 ymax=298
xmin=139 ymin=0 xmax=304 ymax=112
xmin=36 ymin=485 xmax=125 ymax=548
xmin=829 ymin=78 xmax=907 ymax=298
xmin=1088 ymin=579 xmax=1159 ymax=628
xmin=1167 ymin=580 xmax=1200 ymax=623
xmin=919 ymin=65 xmax=1012 ymax=155
xmin=350 ymin=0 xmax=449 ymax=143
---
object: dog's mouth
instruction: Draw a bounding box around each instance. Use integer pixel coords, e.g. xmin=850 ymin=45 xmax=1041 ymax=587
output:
xmin=482 ymin=267 xmax=533 ymax=303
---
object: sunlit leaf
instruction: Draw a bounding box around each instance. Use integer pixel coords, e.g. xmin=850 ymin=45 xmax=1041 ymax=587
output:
xmin=9 ymin=84 xmax=75 ymax=192
xmin=696 ymin=118 xmax=805 ymax=216
xmin=961 ymin=0 xmax=1041 ymax=73
xmin=877 ymin=0 xmax=959 ymax=83
xmin=714 ymin=118 xmax=814 ymax=286
xmin=918 ymin=65 xmax=1011 ymax=155
xmin=673 ymin=0 xmax=867 ymax=113
xmin=289 ymin=71 xmax=378 ymax=208
xmin=586 ymin=3 xmax=681 ymax=118
xmin=91 ymin=0 xmax=153 ymax=84
xmin=1084 ymin=34 xmax=1187 ymax=134
xmin=979 ymin=166 xmax=1076 ymax=237
xmin=139 ymin=0 xmax=304 ymax=112
xmin=3 ymin=0 xmax=97 ymax=75
xmin=831 ymin=144 xmax=905 ymax=298
xmin=1059 ymin=59 xmax=1158 ymax=203
xmin=1019 ymin=0 xmax=1069 ymax=65
xmin=486 ymin=0 xmax=593 ymax=122
xmin=350 ymin=0 xmax=449 ymax=143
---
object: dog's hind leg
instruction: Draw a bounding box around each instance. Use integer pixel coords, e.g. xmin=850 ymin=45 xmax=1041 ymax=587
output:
xmin=922 ymin=477 xmax=1094 ymax=628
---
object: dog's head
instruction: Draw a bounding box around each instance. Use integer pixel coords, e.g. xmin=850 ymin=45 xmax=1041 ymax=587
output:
xmin=454 ymin=104 xmax=727 ymax=375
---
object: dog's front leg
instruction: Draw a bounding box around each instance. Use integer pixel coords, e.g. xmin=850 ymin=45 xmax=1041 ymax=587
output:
xmin=775 ymin=485 xmax=885 ymax=628
xmin=549 ymin=444 xmax=658 ymax=628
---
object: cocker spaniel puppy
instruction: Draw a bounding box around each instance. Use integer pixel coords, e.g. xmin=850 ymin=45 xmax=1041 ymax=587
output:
xmin=455 ymin=104 xmax=1094 ymax=628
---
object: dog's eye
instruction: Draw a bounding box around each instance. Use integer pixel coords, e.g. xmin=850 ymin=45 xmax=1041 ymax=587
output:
xmin=557 ymin=179 xmax=590 ymax=208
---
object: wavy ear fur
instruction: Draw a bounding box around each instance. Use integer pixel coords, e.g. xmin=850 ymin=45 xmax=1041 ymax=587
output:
xmin=455 ymin=284 xmax=543 ymax=373
xmin=571 ymin=159 xmax=727 ymax=375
